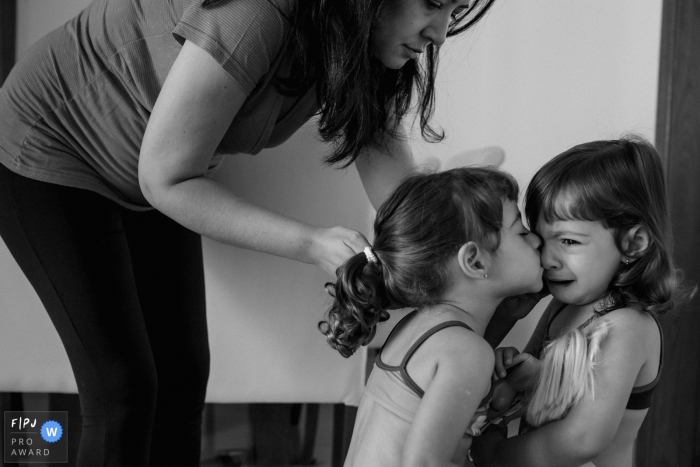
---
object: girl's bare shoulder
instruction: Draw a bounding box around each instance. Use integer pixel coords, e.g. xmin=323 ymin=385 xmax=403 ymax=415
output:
xmin=596 ymin=307 xmax=659 ymax=361
xmin=434 ymin=326 xmax=495 ymax=369
xmin=600 ymin=306 xmax=656 ymax=332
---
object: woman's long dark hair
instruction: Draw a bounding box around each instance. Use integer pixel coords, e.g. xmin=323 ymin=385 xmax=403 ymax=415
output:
xmin=202 ymin=0 xmax=496 ymax=168
xmin=525 ymin=136 xmax=696 ymax=315
xmin=320 ymin=167 xmax=519 ymax=358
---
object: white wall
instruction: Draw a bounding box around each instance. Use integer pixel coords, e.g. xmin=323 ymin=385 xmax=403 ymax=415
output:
xmin=1 ymin=0 xmax=662 ymax=394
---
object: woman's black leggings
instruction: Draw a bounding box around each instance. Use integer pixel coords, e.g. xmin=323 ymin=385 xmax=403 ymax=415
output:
xmin=0 ymin=164 xmax=210 ymax=467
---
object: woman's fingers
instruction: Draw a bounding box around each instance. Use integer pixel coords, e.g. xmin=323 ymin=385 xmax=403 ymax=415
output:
xmin=313 ymin=226 xmax=370 ymax=276
xmin=341 ymin=229 xmax=371 ymax=255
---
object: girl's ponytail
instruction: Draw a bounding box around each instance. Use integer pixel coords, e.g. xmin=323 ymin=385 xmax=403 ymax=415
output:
xmin=319 ymin=251 xmax=391 ymax=358
xmin=526 ymin=318 xmax=610 ymax=427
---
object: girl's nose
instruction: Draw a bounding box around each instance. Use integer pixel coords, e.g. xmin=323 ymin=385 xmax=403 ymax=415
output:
xmin=539 ymin=244 xmax=560 ymax=269
xmin=528 ymin=233 xmax=541 ymax=250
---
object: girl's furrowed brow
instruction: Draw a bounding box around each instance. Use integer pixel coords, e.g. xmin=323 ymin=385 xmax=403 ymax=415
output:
xmin=549 ymin=230 xmax=590 ymax=238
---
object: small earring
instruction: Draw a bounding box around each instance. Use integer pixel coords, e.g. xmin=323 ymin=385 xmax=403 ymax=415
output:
xmin=484 ymin=273 xmax=488 ymax=279
xmin=625 ymin=259 xmax=630 ymax=265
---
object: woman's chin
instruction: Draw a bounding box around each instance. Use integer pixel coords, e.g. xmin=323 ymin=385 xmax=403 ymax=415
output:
xmin=378 ymin=56 xmax=410 ymax=70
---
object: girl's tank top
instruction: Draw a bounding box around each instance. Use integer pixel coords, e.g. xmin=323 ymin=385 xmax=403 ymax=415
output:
xmin=540 ymin=302 xmax=664 ymax=410
xmin=343 ymin=315 xmax=493 ymax=467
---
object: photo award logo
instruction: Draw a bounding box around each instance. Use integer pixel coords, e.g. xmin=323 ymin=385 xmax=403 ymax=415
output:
xmin=4 ymin=411 xmax=68 ymax=463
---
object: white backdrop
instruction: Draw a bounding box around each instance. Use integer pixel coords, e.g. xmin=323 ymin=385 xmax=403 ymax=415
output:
xmin=0 ymin=0 xmax=662 ymax=402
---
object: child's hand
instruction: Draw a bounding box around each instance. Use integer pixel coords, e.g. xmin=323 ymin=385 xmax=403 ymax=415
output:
xmin=494 ymin=346 xmax=521 ymax=380
xmin=503 ymin=353 xmax=540 ymax=392
xmin=489 ymin=379 xmax=518 ymax=414
xmin=489 ymin=350 xmax=541 ymax=420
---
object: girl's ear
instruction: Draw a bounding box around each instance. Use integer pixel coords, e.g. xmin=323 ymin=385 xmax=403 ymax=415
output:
xmin=457 ymin=241 xmax=489 ymax=279
xmin=620 ymin=224 xmax=651 ymax=263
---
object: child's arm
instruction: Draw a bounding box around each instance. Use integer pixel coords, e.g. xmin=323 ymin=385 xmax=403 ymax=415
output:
xmin=484 ymin=291 xmax=549 ymax=348
xmin=473 ymin=308 xmax=651 ymax=467
xmin=493 ymin=297 xmax=560 ymax=380
xmin=401 ymin=328 xmax=494 ymax=467
xmin=489 ymin=347 xmax=541 ymax=418
xmin=489 ymin=298 xmax=560 ymax=412
xmin=521 ymin=297 xmax=561 ymax=356
xmin=494 ymin=349 xmax=540 ymax=386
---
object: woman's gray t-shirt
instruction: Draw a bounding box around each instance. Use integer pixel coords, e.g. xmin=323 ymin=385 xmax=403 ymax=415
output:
xmin=0 ymin=0 xmax=318 ymax=210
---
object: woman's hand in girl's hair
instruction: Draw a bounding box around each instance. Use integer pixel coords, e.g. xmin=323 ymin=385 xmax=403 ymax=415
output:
xmin=309 ymin=226 xmax=371 ymax=276
xmin=140 ymin=41 xmax=371 ymax=279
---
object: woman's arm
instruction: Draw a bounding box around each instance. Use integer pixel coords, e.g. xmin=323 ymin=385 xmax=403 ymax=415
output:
xmin=401 ymin=329 xmax=494 ymax=467
xmin=139 ymin=41 xmax=370 ymax=275
xmin=474 ymin=308 xmax=651 ymax=467
xmin=354 ymin=124 xmax=418 ymax=210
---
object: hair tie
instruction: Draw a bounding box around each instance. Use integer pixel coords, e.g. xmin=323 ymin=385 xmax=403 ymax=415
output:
xmin=364 ymin=246 xmax=378 ymax=264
